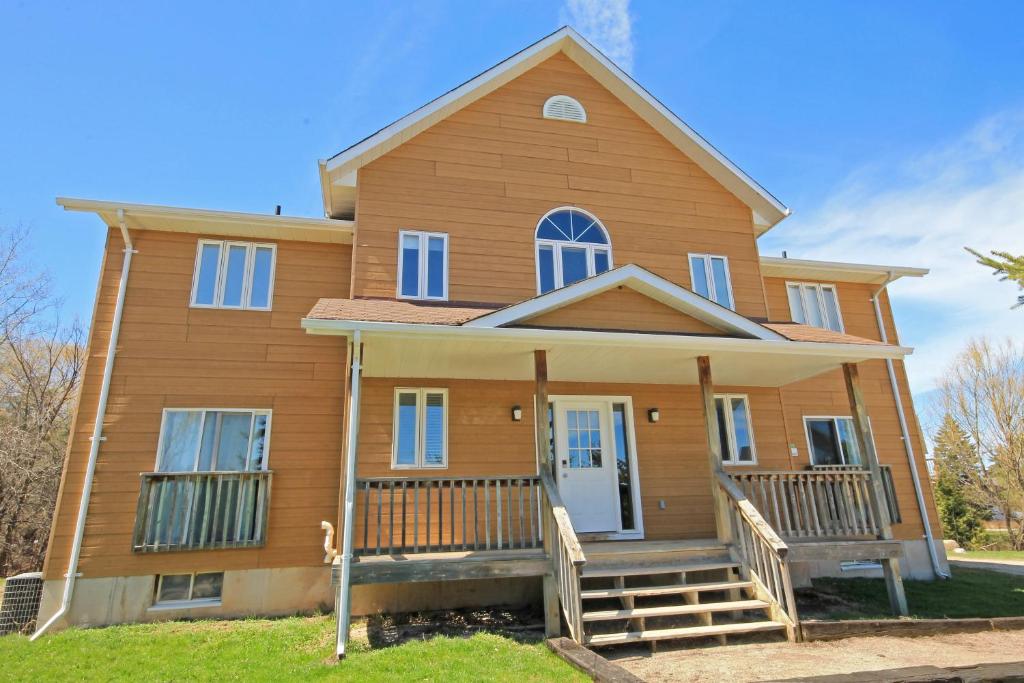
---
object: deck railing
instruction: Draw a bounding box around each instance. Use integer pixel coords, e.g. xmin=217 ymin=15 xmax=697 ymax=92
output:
xmin=352 ymin=476 xmax=542 ymax=556
xmin=717 ymin=472 xmax=798 ymax=632
xmin=540 ymin=468 xmax=586 ymax=642
xmin=811 ymin=464 xmax=902 ymax=525
xmin=133 ymin=471 xmax=272 ymax=552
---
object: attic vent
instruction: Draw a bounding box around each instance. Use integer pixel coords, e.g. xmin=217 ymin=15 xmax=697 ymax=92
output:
xmin=543 ymin=95 xmax=587 ymax=123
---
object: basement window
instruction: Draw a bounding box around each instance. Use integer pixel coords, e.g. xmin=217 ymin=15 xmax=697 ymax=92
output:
xmin=152 ymin=572 xmax=223 ymax=609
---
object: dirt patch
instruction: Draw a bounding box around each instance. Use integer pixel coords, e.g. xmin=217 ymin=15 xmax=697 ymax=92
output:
xmin=607 ymin=630 xmax=1024 ymax=682
xmin=363 ymin=606 xmax=545 ymax=648
xmin=794 ymin=584 xmax=870 ymax=620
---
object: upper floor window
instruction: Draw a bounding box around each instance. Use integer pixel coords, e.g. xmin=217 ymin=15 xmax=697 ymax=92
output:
xmin=689 ymin=254 xmax=734 ymax=309
xmin=715 ymin=394 xmax=756 ymax=465
xmin=787 ymin=282 xmax=843 ymax=332
xmin=191 ymin=240 xmax=276 ymax=310
xmin=398 ymin=230 xmax=448 ymax=300
xmin=157 ymin=409 xmax=271 ymax=473
xmin=393 ymin=388 xmax=447 ymax=469
xmin=536 ymin=207 xmax=612 ymax=294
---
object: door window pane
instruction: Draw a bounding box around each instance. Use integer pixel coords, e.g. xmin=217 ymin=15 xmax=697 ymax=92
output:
xmin=561 ymin=247 xmax=589 ymax=286
xmin=566 ymin=409 xmax=602 ymax=469
xmin=158 ymin=412 xmax=203 ymax=471
xmin=215 ymin=412 xmax=254 ymax=471
xmin=807 ymin=419 xmax=842 ymax=465
xmin=400 ymin=234 xmax=420 ymax=297
xmin=538 ymin=245 xmax=556 ymax=294
xmin=426 ymin=236 xmax=445 ymax=298
xmin=711 ymin=258 xmax=732 ymax=309
xmin=423 ymin=393 xmax=445 ymax=466
xmin=395 ymin=392 xmax=418 ymax=466
xmin=714 ymin=398 xmax=731 ymax=461
xmin=194 ymin=243 xmax=221 ymax=305
xmin=730 ymin=397 xmax=753 ymax=462
xmin=612 ymin=404 xmax=635 ymax=531
xmin=690 ymin=256 xmax=710 ymax=298
xmin=249 ymin=246 xmax=274 ymax=309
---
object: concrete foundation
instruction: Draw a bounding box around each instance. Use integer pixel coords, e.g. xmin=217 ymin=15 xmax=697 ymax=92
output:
xmin=790 ymin=539 xmax=951 ymax=588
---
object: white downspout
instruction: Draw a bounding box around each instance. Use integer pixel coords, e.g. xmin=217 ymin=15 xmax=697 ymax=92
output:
xmin=32 ymin=210 xmax=136 ymax=639
xmin=335 ymin=330 xmax=362 ymax=658
xmin=872 ymin=274 xmax=949 ymax=579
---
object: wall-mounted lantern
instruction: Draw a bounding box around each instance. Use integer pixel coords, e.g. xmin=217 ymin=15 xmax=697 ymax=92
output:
xmin=647 ymin=408 xmax=660 ymax=423
xmin=511 ymin=405 xmax=523 ymax=422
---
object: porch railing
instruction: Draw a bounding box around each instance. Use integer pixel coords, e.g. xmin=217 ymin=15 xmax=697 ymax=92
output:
xmin=133 ymin=471 xmax=272 ymax=552
xmin=540 ymin=468 xmax=586 ymax=642
xmin=811 ymin=464 xmax=902 ymax=525
xmin=717 ymin=472 xmax=798 ymax=632
xmin=352 ymin=476 xmax=542 ymax=556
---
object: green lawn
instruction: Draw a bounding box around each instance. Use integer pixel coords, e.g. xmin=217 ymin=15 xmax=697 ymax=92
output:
xmin=0 ymin=615 xmax=586 ymax=683
xmin=957 ymin=550 xmax=1024 ymax=562
xmin=798 ymin=567 xmax=1024 ymax=620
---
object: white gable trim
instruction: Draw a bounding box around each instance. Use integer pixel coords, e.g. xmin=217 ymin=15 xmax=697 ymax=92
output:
xmin=463 ymin=264 xmax=785 ymax=341
xmin=323 ymin=27 xmax=789 ymax=230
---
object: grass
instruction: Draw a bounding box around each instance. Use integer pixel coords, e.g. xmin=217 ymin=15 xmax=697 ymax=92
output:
xmin=798 ymin=567 xmax=1024 ymax=620
xmin=0 ymin=615 xmax=587 ymax=683
xmin=957 ymin=550 xmax=1024 ymax=562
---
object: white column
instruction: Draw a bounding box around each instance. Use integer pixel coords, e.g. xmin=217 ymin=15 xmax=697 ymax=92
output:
xmin=335 ymin=330 xmax=363 ymax=658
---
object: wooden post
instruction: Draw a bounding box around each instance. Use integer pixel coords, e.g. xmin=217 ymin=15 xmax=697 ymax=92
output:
xmin=535 ymin=349 xmax=560 ymax=637
xmin=843 ymin=362 xmax=908 ymax=616
xmin=697 ymin=356 xmax=732 ymax=544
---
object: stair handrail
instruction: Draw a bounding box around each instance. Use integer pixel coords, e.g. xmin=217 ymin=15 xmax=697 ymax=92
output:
xmin=539 ymin=467 xmax=586 ymax=641
xmin=716 ymin=471 xmax=799 ymax=637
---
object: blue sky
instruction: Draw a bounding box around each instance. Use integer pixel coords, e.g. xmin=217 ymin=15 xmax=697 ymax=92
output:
xmin=1 ymin=1 xmax=1022 ymax=413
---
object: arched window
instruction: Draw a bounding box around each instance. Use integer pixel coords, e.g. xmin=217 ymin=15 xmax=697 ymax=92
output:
xmin=535 ymin=207 xmax=612 ymax=294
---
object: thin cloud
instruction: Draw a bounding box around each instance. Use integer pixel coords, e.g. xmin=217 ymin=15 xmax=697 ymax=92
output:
xmin=763 ymin=110 xmax=1024 ymax=394
xmin=562 ymin=0 xmax=634 ymax=73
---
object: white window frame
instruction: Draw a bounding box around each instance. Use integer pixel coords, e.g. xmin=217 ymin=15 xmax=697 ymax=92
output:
xmin=535 ymin=206 xmax=613 ymax=294
xmin=715 ymin=394 xmax=757 ymax=465
xmin=397 ymin=230 xmax=449 ymax=301
xmin=786 ymin=281 xmax=845 ymax=332
xmin=189 ymin=239 xmax=277 ymax=311
xmin=802 ymin=415 xmax=875 ymax=466
xmin=150 ymin=572 xmax=223 ymax=610
xmin=391 ymin=388 xmax=449 ymax=470
xmin=688 ymin=253 xmax=735 ymax=310
xmin=154 ymin=408 xmax=273 ymax=472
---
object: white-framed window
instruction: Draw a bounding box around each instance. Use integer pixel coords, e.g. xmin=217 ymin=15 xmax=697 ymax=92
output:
xmin=398 ymin=230 xmax=448 ymax=300
xmin=536 ymin=207 xmax=612 ymax=294
xmin=155 ymin=409 xmax=272 ymax=473
xmin=392 ymin=388 xmax=448 ymax=469
xmin=688 ymin=253 xmax=734 ymax=309
xmin=190 ymin=240 xmax=276 ymax=310
xmin=152 ymin=571 xmax=223 ymax=609
xmin=804 ymin=416 xmax=869 ymax=466
xmin=715 ymin=394 xmax=756 ymax=465
xmin=786 ymin=282 xmax=844 ymax=332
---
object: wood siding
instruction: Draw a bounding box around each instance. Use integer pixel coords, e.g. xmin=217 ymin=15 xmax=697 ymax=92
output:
xmin=521 ymin=287 xmax=724 ymax=334
xmin=353 ymin=52 xmax=769 ymax=318
xmin=43 ymin=229 xmax=351 ymax=580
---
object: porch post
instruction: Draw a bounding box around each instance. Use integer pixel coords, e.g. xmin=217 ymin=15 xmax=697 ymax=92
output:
xmin=535 ymin=349 xmax=560 ymax=637
xmin=697 ymin=356 xmax=732 ymax=544
xmin=336 ymin=331 xmax=364 ymax=658
xmin=842 ymin=362 xmax=908 ymax=616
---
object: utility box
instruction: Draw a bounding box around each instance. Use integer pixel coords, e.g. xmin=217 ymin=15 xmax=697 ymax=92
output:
xmin=0 ymin=572 xmax=44 ymax=636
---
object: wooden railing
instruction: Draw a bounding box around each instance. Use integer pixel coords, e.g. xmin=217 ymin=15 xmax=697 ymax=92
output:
xmin=352 ymin=476 xmax=542 ymax=556
xmin=133 ymin=471 xmax=272 ymax=552
xmin=728 ymin=468 xmax=890 ymax=540
xmin=540 ymin=468 xmax=586 ymax=642
xmin=717 ymin=472 xmax=798 ymax=632
xmin=811 ymin=464 xmax=902 ymax=525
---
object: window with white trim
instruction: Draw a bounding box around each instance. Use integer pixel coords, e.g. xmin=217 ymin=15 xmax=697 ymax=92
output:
xmin=536 ymin=207 xmax=612 ymax=294
xmin=191 ymin=240 xmax=276 ymax=310
xmin=715 ymin=394 xmax=756 ymax=464
xmin=804 ymin=416 xmax=866 ymax=466
xmin=156 ymin=409 xmax=272 ymax=473
xmin=398 ymin=230 xmax=448 ymax=300
xmin=393 ymin=389 xmax=448 ymax=469
xmin=154 ymin=572 xmax=223 ymax=608
xmin=787 ymin=282 xmax=844 ymax=332
xmin=689 ymin=254 xmax=734 ymax=309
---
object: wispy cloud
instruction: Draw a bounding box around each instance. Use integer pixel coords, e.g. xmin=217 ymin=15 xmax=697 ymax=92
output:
xmin=764 ymin=110 xmax=1024 ymax=394
xmin=561 ymin=0 xmax=634 ymax=73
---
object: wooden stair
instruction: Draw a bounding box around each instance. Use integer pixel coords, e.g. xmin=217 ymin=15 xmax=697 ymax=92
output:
xmin=577 ymin=540 xmax=789 ymax=649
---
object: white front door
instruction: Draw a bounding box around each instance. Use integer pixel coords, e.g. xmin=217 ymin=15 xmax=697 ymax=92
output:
xmin=554 ymin=401 xmax=621 ymax=533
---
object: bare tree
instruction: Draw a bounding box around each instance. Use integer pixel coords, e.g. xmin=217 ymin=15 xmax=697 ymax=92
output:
xmin=938 ymin=338 xmax=1024 ymax=549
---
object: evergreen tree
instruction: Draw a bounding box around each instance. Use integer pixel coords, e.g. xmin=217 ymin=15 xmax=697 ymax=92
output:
xmin=966 ymin=248 xmax=1024 ymax=308
xmin=932 ymin=413 xmax=988 ymax=548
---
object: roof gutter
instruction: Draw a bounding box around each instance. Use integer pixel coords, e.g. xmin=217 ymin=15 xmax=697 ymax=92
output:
xmin=33 ymin=210 xmax=136 ymax=639
xmin=871 ymin=274 xmax=949 ymax=580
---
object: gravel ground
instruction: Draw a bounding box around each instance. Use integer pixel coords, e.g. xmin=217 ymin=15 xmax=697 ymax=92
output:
xmin=607 ymin=630 xmax=1024 ymax=682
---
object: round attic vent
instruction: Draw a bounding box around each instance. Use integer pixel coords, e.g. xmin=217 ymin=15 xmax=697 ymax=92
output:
xmin=542 ymin=95 xmax=587 ymax=123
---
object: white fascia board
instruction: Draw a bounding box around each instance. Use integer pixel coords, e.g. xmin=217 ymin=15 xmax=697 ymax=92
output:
xmin=300 ymin=317 xmax=912 ymax=361
xmin=759 ymin=256 xmax=929 ymax=284
xmin=462 ymin=264 xmax=785 ymax=341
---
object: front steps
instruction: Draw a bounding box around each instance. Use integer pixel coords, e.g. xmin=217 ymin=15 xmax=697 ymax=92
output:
xmin=578 ymin=539 xmax=788 ymax=648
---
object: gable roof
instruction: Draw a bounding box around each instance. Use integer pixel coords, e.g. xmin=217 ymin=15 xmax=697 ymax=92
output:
xmin=463 ymin=264 xmax=786 ymax=341
xmin=320 ymin=27 xmax=790 ymax=233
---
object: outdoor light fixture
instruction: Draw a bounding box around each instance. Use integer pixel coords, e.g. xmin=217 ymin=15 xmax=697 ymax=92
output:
xmin=511 ymin=405 xmax=523 ymax=422
xmin=648 ymin=408 xmax=660 ymax=423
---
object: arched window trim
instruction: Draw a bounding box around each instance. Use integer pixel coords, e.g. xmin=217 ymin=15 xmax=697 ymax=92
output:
xmin=534 ymin=206 xmax=613 ymax=294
